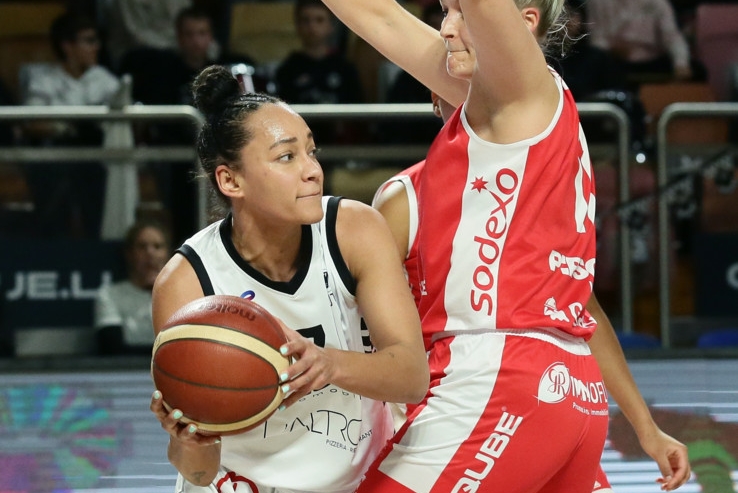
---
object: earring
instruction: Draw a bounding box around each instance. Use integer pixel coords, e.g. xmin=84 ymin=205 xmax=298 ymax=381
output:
xmin=432 ymin=102 xmax=442 ymax=118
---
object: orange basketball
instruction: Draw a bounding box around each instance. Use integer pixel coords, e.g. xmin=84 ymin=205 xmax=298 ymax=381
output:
xmin=151 ymin=295 xmax=289 ymax=435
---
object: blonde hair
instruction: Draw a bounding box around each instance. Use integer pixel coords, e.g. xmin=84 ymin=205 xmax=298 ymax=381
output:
xmin=515 ymin=0 xmax=570 ymax=57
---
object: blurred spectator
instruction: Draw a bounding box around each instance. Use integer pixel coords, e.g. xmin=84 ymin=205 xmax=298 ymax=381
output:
xmin=119 ymin=6 xmax=260 ymax=247
xmin=586 ymin=0 xmax=706 ymax=89
xmin=556 ymin=0 xmax=627 ymax=102
xmin=274 ymin=0 xmax=364 ymax=145
xmin=379 ymin=3 xmax=445 ymax=145
xmin=554 ymin=0 xmax=646 ymax=147
xmin=120 ymin=6 xmax=261 ymax=112
xmin=104 ymin=0 xmax=193 ymax=70
xmin=20 ymin=11 xmax=120 ymax=239
xmin=94 ymin=219 xmax=170 ymax=356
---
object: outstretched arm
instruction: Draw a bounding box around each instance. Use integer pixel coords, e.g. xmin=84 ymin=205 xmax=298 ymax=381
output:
xmin=320 ymin=0 xmax=467 ymax=106
xmin=587 ymin=295 xmax=691 ymax=491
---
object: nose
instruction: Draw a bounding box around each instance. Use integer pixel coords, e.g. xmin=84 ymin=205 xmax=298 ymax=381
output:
xmin=303 ymin=155 xmax=323 ymax=182
xmin=439 ymin=11 xmax=459 ymax=40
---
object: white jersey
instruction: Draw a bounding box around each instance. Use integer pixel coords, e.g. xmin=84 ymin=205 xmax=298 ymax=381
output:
xmin=174 ymin=196 xmax=394 ymax=493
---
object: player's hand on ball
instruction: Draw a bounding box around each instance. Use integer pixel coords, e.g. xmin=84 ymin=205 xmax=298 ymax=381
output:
xmin=277 ymin=322 xmax=337 ymax=409
xmin=150 ymin=391 xmax=221 ymax=446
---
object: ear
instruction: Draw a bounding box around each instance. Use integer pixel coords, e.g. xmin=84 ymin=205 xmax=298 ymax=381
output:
xmin=431 ymin=91 xmax=443 ymax=119
xmin=521 ymin=7 xmax=541 ymax=36
xmin=215 ymin=164 xmax=243 ymax=198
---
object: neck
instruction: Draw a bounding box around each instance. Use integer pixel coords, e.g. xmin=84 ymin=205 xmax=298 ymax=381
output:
xmin=63 ymin=60 xmax=88 ymax=79
xmin=303 ymin=44 xmax=330 ymax=59
xmin=182 ymin=53 xmax=209 ymax=71
xmin=231 ymin=218 xmax=305 ymax=282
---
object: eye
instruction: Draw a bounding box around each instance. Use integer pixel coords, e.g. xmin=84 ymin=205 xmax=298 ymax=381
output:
xmin=278 ymin=152 xmax=295 ymax=162
xmin=309 ymin=147 xmax=321 ymax=158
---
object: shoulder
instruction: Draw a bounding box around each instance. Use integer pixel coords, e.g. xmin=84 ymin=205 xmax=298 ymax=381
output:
xmin=89 ymin=66 xmax=120 ymax=84
xmin=372 ymin=178 xmax=409 ymax=210
xmin=333 ymin=198 xmax=388 ymax=242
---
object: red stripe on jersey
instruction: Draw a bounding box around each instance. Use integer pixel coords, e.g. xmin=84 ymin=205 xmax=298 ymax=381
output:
xmin=417 ymin=107 xmax=471 ymax=336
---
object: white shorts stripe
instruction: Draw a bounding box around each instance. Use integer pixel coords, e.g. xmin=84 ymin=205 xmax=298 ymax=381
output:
xmin=378 ymin=333 xmax=506 ymax=492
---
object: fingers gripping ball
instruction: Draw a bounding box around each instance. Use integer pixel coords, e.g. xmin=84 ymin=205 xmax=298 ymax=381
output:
xmin=152 ymin=295 xmax=289 ymax=435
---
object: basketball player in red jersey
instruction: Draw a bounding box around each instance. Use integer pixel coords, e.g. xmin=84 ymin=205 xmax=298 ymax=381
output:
xmin=374 ymin=93 xmax=691 ymax=493
xmin=319 ymin=0 xmax=692 ymax=491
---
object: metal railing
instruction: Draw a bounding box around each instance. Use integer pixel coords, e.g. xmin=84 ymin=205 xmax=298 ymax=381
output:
xmin=656 ymin=102 xmax=738 ymax=347
xmin=0 ymin=102 xmax=631 ymax=328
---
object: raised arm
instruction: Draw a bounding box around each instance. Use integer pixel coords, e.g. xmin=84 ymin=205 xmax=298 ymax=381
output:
xmin=320 ymin=0 xmax=468 ymax=107
xmin=459 ymin=0 xmax=553 ymax=104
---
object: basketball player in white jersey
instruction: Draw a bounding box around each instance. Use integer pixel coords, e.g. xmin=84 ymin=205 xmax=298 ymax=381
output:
xmin=374 ymin=92 xmax=691 ymax=493
xmin=148 ymin=65 xmax=429 ymax=493
xmin=318 ymin=0 xmax=692 ymax=491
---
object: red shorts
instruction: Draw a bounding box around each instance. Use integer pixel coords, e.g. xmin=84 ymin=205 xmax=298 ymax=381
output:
xmin=358 ymin=329 xmax=609 ymax=493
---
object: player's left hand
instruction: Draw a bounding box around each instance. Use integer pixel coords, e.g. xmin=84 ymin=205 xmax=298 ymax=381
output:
xmin=639 ymin=428 xmax=691 ymax=490
xmin=275 ymin=321 xmax=338 ymax=409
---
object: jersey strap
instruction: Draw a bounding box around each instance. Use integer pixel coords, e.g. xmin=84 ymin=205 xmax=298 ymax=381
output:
xmin=176 ymin=244 xmax=215 ymax=296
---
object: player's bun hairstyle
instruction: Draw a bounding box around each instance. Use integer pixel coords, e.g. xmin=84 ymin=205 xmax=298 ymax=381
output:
xmin=191 ymin=65 xmax=282 ymax=210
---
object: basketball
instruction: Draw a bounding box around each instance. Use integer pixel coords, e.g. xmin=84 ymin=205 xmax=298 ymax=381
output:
xmin=151 ymin=295 xmax=289 ymax=435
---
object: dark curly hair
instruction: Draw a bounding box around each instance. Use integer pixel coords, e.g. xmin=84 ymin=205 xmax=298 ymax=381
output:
xmin=191 ymin=65 xmax=283 ymax=211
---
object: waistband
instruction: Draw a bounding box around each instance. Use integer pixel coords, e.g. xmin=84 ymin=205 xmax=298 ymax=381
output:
xmin=430 ymin=327 xmax=591 ymax=356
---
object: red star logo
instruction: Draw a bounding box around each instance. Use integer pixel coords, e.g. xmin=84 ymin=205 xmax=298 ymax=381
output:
xmin=470 ymin=176 xmax=488 ymax=192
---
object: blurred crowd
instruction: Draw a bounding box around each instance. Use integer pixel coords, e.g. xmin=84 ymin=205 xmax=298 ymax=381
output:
xmin=0 ymin=0 xmax=736 ymax=354
xmin=0 ymin=0 xmax=734 ymax=241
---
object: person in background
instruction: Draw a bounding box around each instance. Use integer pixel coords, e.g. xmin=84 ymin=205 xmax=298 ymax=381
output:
xmin=94 ymin=219 xmax=170 ymax=355
xmin=148 ymin=65 xmax=428 ymax=492
xmin=379 ymin=2 xmax=445 ymax=146
xmin=585 ymin=0 xmax=705 ymax=89
xmin=274 ymin=0 xmax=364 ymax=147
xmin=119 ymin=6 xmax=261 ymax=247
xmin=554 ymin=0 xmax=647 ymax=147
xmin=21 ymin=10 xmax=120 ymax=239
xmin=104 ymin=0 xmax=193 ymax=71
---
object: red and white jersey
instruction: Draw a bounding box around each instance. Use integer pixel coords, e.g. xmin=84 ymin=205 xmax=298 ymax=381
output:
xmin=373 ymin=162 xmax=429 ymax=345
xmin=417 ymin=72 xmax=598 ymax=341
xmin=373 ymin=161 xmax=424 ymax=305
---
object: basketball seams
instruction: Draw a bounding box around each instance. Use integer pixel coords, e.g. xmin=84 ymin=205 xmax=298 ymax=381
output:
xmin=177 ymin=391 xmax=283 ymax=433
xmin=153 ymin=324 xmax=290 ymax=373
xmin=159 ymin=391 xmax=284 ymax=433
xmin=151 ymin=364 xmax=279 ymax=392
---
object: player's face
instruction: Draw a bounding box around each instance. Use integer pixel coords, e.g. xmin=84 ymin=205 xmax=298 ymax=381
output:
xmin=439 ymin=0 xmax=476 ymax=80
xmin=238 ymin=103 xmax=324 ymax=225
xmin=128 ymin=226 xmax=169 ymax=289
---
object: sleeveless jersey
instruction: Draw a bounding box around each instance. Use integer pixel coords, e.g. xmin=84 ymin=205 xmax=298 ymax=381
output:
xmin=417 ymin=72 xmax=598 ymax=341
xmin=176 ymin=196 xmax=394 ymax=493
xmin=372 ymin=161 xmax=427 ymax=345
xmin=374 ymin=163 xmax=614 ymax=493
